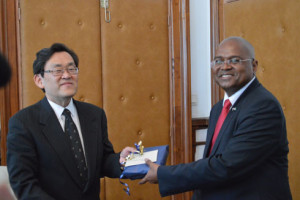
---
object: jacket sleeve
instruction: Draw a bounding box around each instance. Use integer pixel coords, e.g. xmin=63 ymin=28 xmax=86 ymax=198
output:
xmin=7 ymin=115 xmax=56 ymax=200
xmin=99 ymin=110 xmax=122 ymax=178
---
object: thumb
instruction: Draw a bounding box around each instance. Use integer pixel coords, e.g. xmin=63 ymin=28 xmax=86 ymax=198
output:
xmin=144 ymin=158 xmax=152 ymax=166
xmin=139 ymin=177 xmax=147 ymax=185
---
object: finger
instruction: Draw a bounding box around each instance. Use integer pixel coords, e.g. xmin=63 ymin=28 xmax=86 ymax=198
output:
xmin=139 ymin=177 xmax=147 ymax=185
xmin=149 ymin=180 xmax=158 ymax=184
xmin=144 ymin=158 xmax=152 ymax=166
xmin=119 ymin=157 xmax=126 ymax=164
xmin=128 ymin=147 xmax=136 ymax=152
xmin=120 ymin=147 xmax=135 ymax=158
xmin=127 ymin=146 xmax=137 ymax=152
xmin=124 ymin=147 xmax=137 ymax=154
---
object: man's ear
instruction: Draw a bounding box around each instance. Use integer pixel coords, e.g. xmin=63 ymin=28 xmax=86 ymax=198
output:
xmin=252 ymin=59 xmax=258 ymax=74
xmin=33 ymin=74 xmax=44 ymax=90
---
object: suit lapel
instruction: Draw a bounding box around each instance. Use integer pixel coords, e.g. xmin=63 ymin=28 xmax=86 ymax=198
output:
xmin=209 ymin=110 xmax=235 ymax=156
xmin=39 ymin=97 xmax=84 ymax=188
xmin=204 ymin=102 xmax=223 ymax=157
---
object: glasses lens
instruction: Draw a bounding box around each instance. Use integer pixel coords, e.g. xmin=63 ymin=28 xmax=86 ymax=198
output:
xmin=68 ymin=67 xmax=78 ymax=74
xmin=229 ymin=58 xmax=241 ymax=65
xmin=215 ymin=59 xmax=223 ymax=65
xmin=52 ymin=69 xmax=63 ymax=76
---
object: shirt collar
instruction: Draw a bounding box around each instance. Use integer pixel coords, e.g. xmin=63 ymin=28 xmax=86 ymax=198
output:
xmin=223 ymin=76 xmax=256 ymax=106
xmin=47 ymin=98 xmax=76 ymax=118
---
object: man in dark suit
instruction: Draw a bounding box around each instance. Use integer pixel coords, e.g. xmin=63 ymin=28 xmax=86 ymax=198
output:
xmin=139 ymin=37 xmax=292 ymax=199
xmin=6 ymin=43 xmax=135 ymax=200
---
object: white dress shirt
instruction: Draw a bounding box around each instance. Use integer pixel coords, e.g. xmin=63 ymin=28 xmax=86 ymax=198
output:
xmin=47 ymin=98 xmax=86 ymax=155
xmin=223 ymin=77 xmax=256 ymax=107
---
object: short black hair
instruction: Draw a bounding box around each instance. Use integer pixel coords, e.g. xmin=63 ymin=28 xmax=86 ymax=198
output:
xmin=33 ymin=43 xmax=79 ymax=76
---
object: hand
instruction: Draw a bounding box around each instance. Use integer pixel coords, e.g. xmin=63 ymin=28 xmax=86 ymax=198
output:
xmin=0 ymin=185 xmax=16 ymax=200
xmin=119 ymin=146 xmax=136 ymax=164
xmin=139 ymin=158 xmax=159 ymax=184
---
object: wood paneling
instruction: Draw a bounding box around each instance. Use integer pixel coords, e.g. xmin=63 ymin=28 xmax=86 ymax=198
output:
xmin=0 ymin=0 xmax=20 ymax=165
xmin=0 ymin=0 xmax=194 ymax=199
xmin=169 ymin=0 xmax=192 ymax=199
xmin=100 ymin=0 xmax=171 ymax=199
xmin=19 ymin=0 xmax=103 ymax=108
xmin=210 ymin=0 xmax=224 ymax=105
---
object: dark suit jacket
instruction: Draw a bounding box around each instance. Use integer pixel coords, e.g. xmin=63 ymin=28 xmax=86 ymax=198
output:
xmin=7 ymin=97 xmax=121 ymax=200
xmin=158 ymin=79 xmax=292 ymax=200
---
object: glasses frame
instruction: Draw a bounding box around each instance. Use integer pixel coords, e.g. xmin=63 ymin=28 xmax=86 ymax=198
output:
xmin=42 ymin=67 xmax=79 ymax=76
xmin=211 ymin=58 xmax=253 ymax=68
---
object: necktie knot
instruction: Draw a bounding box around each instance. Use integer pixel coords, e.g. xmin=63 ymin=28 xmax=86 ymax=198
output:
xmin=223 ymin=99 xmax=232 ymax=111
xmin=62 ymin=109 xmax=71 ymax=118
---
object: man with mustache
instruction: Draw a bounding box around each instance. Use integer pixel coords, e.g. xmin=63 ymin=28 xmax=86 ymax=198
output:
xmin=7 ymin=43 xmax=135 ymax=200
xmin=140 ymin=37 xmax=292 ymax=200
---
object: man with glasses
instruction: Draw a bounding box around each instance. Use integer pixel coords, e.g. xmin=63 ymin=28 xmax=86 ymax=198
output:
xmin=140 ymin=37 xmax=292 ymax=200
xmin=6 ymin=43 xmax=135 ymax=200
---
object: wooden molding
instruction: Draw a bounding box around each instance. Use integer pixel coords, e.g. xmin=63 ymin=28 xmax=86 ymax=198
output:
xmin=210 ymin=0 xmax=224 ymax=105
xmin=0 ymin=0 xmax=20 ymax=165
xmin=169 ymin=0 xmax=192 ymax=199
xmin=224 ymin=0 xmax=240 ymax=3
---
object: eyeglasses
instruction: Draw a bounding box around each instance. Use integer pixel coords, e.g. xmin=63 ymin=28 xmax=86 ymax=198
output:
xmin=42 ymin=67 xmax=79 ymax=76
xmin=211 ymin=58 xmax=253 ymax=68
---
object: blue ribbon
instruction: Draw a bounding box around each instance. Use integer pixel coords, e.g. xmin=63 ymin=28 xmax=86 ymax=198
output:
xmin=119 ymin=173 xmax=130 ymax=196
xmin=134 ymin=142 xmax=140 ymax=152
xmin=119 ymin=141 xmax=142 ymax=196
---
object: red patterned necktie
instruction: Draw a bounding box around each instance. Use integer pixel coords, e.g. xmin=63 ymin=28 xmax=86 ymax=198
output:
xmin=209 ymin=99 xmax=232 ymax=155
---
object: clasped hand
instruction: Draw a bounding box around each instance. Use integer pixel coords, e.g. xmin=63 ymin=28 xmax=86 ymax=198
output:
xmin=139 ymin=158 xmax=160 ymax=184
xmin=119 ymin=146 xmax=136 ymax=164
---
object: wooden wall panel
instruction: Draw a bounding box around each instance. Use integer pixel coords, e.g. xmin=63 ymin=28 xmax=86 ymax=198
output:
xmin=19 ymin=0 xmax=103 ymax=108
xmin=1 ymin=0 xmax=193 ymax=199
xmin=18 ymin=0 xmax=105 ymax=198
xmin=221 ymin=0 xmax=300 ymax=199
xmin=100 ymin=0 xmax=171 ymax=199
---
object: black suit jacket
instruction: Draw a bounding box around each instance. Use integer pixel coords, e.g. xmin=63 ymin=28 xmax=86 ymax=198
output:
xmin=7 ymin=97 xmax=121 ymax=200
xmin=157 ymin=79 xmax=292 ymax=200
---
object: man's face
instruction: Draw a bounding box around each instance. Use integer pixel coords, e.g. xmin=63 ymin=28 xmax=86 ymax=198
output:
xmin=34 ymin=51 xmax=78 ymax=105
xmin=212 ymin=40 xmax=257 ymax=96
